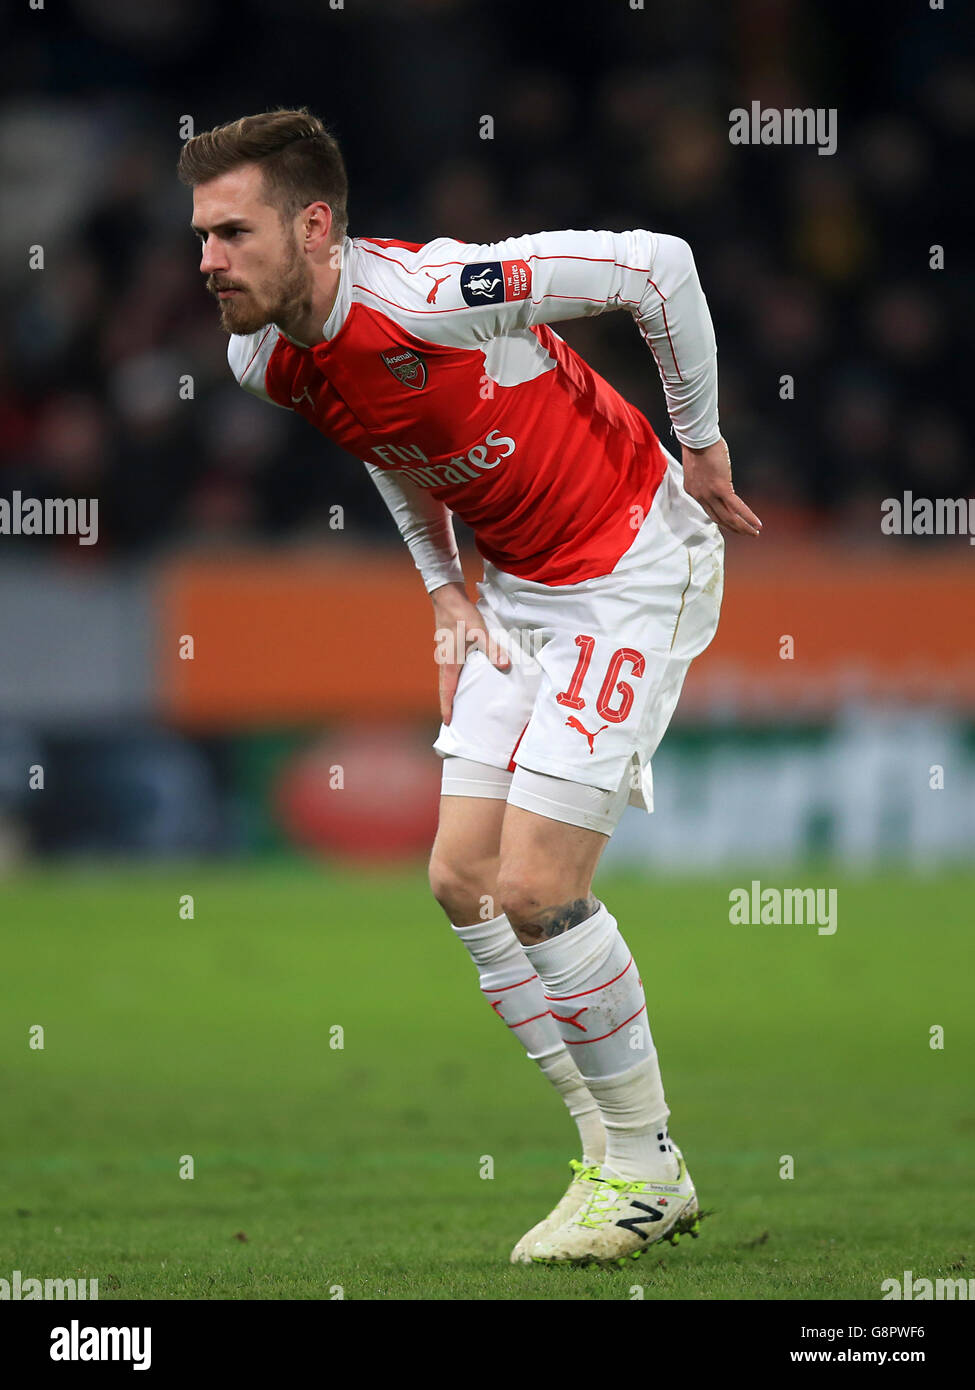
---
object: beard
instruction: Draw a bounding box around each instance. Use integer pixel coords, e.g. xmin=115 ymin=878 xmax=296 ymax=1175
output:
xmin=211 ymin=234 xmax=314 ymax=337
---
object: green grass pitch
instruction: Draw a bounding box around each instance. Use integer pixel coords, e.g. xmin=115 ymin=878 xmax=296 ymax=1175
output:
xmin=1 ymin=861 xmax=972 ymax=1300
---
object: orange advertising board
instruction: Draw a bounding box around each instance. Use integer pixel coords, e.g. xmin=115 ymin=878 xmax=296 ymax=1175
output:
xmin=156 ymin=540 xmax=975 ymax=728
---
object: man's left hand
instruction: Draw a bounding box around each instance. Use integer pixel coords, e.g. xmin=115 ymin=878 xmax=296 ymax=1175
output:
xmin=681 ymin=438 xmax=762 ymax=537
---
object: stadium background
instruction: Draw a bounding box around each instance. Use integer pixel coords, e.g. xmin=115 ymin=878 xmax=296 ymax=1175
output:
xmin=1 ymin=0 xmax=973 ymax=1304
xmin=0 ymin=0 xmax=971 ymax=869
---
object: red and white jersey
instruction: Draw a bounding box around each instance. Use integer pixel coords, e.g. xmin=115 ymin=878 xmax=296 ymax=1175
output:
xmin=228 ymin=228 xmax=720 ymax=588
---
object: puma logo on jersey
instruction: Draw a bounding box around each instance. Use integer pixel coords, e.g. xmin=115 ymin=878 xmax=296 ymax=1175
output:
xmin=565 ymin=716 xmax=608 ymax=753
xmin=425 ymin=272 xmax=450 ymax=304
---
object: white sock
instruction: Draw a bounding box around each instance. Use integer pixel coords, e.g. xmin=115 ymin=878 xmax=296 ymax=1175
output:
xmin=585 ymin=1059 xmax=679 ymax=1181
xmin=523 ymin=901 xmax=677 ymax=1180
xmin=451 ymin=913 xmax=605 ymax=1163
xmin=535 ymin=1049 xmax=606 ymax=1165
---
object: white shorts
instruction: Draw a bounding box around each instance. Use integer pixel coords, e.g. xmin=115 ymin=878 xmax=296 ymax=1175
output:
xmin=433 ymin=448 xmax=724 ymax=829
xmin=439 ymin=756 xmax=635 ymax=836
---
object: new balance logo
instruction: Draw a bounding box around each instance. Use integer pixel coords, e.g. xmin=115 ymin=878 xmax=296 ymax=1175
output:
xmin=615 ymin=1202 xmax=665 ymax=1238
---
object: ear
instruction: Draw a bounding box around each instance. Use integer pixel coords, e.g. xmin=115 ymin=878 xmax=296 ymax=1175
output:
xmin=302 ymin=201 xmax=334 ymax=248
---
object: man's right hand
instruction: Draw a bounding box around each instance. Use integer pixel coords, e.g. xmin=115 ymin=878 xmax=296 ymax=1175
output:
xmin=430 ymin=581 xmax=511 ymax=724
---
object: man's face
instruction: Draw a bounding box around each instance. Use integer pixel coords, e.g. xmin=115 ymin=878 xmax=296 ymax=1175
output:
xmin=192 ymin=164 xmax=313 ymax=336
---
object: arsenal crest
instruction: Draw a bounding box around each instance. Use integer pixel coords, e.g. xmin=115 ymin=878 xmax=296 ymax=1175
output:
xmin=380 ymin=347 xmax=427 ymax=390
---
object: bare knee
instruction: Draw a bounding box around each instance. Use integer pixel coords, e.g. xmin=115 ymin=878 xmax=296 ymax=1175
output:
xmin=429 ymin=851 xmax=500 ymax=927
xmin=496 ymin=871 xmax=598 ymax=945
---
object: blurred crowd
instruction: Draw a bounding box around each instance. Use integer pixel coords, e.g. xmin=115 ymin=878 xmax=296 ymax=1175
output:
xmin=0 ymin=0 xmax=969 ymax=560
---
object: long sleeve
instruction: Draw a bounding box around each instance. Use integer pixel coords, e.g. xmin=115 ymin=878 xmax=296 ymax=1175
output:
xmin=380 ymin=228 xmax=721 ymax=449
xmin=627 ymin=233 xmax=721 ymax=449
xmin=363 ymin=460 xmax=466 ymax=594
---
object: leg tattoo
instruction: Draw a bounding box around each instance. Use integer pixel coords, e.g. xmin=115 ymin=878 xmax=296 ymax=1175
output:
xmin=516 ymin=893 xmax=599 ymax=944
